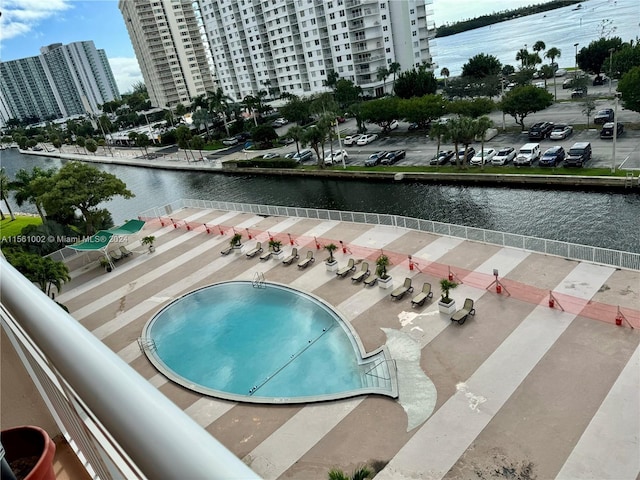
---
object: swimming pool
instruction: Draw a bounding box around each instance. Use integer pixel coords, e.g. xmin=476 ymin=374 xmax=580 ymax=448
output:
xmin=142 ymin=281 xmax=398 ymax=404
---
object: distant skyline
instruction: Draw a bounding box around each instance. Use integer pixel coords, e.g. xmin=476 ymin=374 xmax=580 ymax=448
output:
xmin=0 ymin=0 xmax=589 ymax=94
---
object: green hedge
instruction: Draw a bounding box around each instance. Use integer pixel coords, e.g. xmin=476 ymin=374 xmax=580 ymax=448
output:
xmin=233 ymin=158 xmax=299 ymax=168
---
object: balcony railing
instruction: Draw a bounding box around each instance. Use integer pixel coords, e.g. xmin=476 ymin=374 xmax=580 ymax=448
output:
xmin=0 ymin=260 xmax=260 ymax=480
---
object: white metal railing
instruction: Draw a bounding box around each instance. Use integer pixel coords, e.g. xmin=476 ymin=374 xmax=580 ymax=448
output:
xmin=0 ymin=259 xmax=260 ymax=480
xmin=137 ymin=199 xmax=640 ymax=271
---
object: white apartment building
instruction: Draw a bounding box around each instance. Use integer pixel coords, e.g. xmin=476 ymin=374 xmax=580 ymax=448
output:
xmin=0 ymin=41 xmax=120 ymax=126
xmin=199 ymin=0 xmax=435 ymax=102
xmin=119 ymin=0 xmax=217 ymax=109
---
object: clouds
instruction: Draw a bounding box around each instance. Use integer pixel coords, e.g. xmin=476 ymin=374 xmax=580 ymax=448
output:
xmin=0 ymin=0 xmax=73 ymax=41
xmin=108 ymin=57 xmax=144 ymax=95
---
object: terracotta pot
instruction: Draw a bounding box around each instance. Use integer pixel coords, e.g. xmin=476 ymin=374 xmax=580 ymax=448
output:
xmin=1 ymin=426 xmax=56 ymax=480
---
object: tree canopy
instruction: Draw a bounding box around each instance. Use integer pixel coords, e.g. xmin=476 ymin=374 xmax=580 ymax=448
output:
xmin=618 ymin=66 xmax=640 ymax=113
xmin=500 ymin=85 xmax=553 ymax=130
xmin=359 ymin=97 xmax=400 ymax=131
xmin=400 ymin=95 xmax=447 ymax=128
xmin=461 ymin=53 xmax=502 ymax=78
xmin=393 ymin=65 xmax=438 ymax=99
xmin=577 ymin=37 xmax=624 ymax=74
xmin=37 ymin=162 xmax=134 ymax=235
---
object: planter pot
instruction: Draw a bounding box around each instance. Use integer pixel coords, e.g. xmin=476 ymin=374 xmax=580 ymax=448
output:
xmin=378 ymin=276 xmax=393 ymax=289
xmin=325 ymin=260 xmax=338 ymax=272
xmin=148 ymin=245 xmax=155 ymax=253
xmin=273 ymin=250 xmax=283 ymax=258
xmin=1 ymin=426 xmax=56 ymax=480
xmin=438 ymin=299 xmax=457 ymax=315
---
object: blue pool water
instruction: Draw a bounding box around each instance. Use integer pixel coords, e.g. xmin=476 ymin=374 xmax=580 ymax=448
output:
xmin=144 ymin=282 xmax=396 ymax=403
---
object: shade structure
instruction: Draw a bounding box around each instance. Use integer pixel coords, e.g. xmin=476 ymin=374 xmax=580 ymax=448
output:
xmin=68 ymin=220 xmax=146 ymax=252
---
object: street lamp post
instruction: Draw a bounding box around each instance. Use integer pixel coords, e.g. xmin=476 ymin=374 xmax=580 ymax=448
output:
xmin=574 ymin=43 xmax=579 ymax=82
xmin=608 ymin=47 xmax=615 ymax=96
xmin=611 ymin=93 xmax=620 ymax=173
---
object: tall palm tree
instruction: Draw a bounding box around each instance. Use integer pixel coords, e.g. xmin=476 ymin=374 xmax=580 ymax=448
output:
xmin=0 ymin=168 xmax=16 ymax=221
xmin=545 ymin=47 xmax=562 ymax=100
xmin=448 ymin=116 xmax=476 ymax=168
xmin=515 ymin=48 xmax=529 ymax=68
xmin=429 ymin=122 xmax=450 ymax=164
xmin=376 ymin=66 xmax=390 ymax=95
xmin=532 ymin=40 xmax=546 ymax=54
xmin=10 ymin=167 xmax=55 ymax=223
xmin=440 ymin=67 xmax=450 ymax=87
xmin=286 ymin=125 xmax=305 ymax=155
xmin=207 ymin=88 xmax=233 ymax=135
xmin=389 ymin=61 xmax=401 ymax=92
xmin=474 ymin=116 xmax=493 ymax=170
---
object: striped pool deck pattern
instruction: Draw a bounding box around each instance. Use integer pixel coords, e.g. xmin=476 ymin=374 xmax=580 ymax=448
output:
xmin=58 ymin=208 xmax=640 ymax=480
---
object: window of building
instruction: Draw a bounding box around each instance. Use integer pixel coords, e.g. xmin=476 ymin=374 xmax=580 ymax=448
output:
xmin=383 ymin=26 xmax=388 ymax=31
xmin=382 ymin=15 xmax=386 ymax=20
xmin=410 ymin=8 xmax=414 ymax=14
xmin=412 ymin=30 xmax=416 ymax=36
xmin=386 ymin=48 xmax=390 ymax=53
xmin=346 ymin=54 xmax=351 ymax=60
xmin=411 ymin=20 xmax=416 ymax=25
xmin=335 ymin=45 xmax=340 ymax=51
xmin=333 ymin=35 xmax=339 ymax=41
xmin=329 ymin=12 xmax=335 ymax=19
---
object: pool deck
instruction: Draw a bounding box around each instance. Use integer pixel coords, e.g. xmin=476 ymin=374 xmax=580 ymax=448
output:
xmin=57 ymin=208 xmax=640 ymax=480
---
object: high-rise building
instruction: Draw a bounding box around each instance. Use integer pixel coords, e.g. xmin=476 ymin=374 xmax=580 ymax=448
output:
xmin=0 ymin=41 xmax=120 ymax=125
xmin=198 ymin=0 xmax=435 ymax=102
xmin=118 ymin=0 xmax=217 ymax=109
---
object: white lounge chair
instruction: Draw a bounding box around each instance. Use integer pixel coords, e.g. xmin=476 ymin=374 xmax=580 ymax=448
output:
xmin=246 ymin=241 xmax=263 ymax=258
xmin=451 ymin=298 xmax=476 ymax=325
xmin=282 ymin=247 xmax=299 ymax=265
xmin=364 ymin=275 xmax=379 ymax=287
xmin=351 ymin=262 xmax=370 ymax=283
xmin=336 ymin=258 xmax=356 ymax=277
xmin=297 ymin=250 xmax=315 ymax=269
xmin=390 ymin=278 xmax=414 ymax=300
xmin=119 ymin=245 xmax=133 ymax=257
xmin=411 ymin=282 xmax=433 ymax=307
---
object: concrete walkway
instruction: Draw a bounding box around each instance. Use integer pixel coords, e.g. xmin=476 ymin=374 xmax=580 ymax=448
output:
xmin=58 ymin=207 xmax=640 ymax=480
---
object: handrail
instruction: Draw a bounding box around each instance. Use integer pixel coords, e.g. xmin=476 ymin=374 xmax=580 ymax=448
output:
xmin=0 ymin=258 xmax=260 ymax=480
xmin=136 ymin=200 xmax=640 ymax=271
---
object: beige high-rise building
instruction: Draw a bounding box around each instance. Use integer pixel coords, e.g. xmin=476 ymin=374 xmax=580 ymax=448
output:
xmin=198 ymin=0 xmax=435 ymax=102
xmin=119 ymin=0 xmax=216 ymax=109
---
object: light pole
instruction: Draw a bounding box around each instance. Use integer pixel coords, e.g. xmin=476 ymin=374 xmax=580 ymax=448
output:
xmin=608 ymin=47 xmax=615 ymax=96
xmin=574 ymin=43 xmax=579 ymax=83
xmin=611 ymin=93 xmax=620 ymax=173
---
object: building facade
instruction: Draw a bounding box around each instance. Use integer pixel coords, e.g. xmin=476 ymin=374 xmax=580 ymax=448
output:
xmin=0 ymin=41 xmax=120 ymax=126
xmin=118 ymin=0 xmax=217 ymax=109
xmin=198 ymin=0 xmax=435 ymax=102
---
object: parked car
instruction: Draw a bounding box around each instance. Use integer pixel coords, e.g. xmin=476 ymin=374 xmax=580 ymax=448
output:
xmin=454 ymin=147 xmax=476 ymax=164
xmin=357 ymin=133 xmax=378 ymax=145
xmin=528 ymin=122 xmax=554 ymax=140
xmin=343 ymin=134 xmax=363 ymax=146
xmin=571 ymin=88 xmax=587 ymax=98
xmin=565 ymin=142 xmax=592 ymax=167
xmin=324 ymin=149 xmax=349 ymax=165
xmin=430 ymin=150 xmax=454 ymax=165
xmin=539 ymin=146 xmax=565 ymax=167
xmin=222 ymin=137 xmax=239 ymax=146
xmin=600 ymin=122 xmax=624 ymax=139
xmin=364 ymin=151 xmax=388 ymax=166
xmin=262 ymin=153 xmax=280 ymax=159
xmin=554 ymin=68 xmax=567 ymax=77
xmin=549 ymin=124 xmax=573 ymax=140
xmin=388 ymin=120 xmax=399 ymax=130
xmin=408 ymin=123 xmax=420 ymax=131
xmin=292 ymin=149 xmax=313 ymax=163
xmin=381 ymin=150 xmax=406 ymax=165
xmin=284 ymin=151 xmax=297 ymax=159
xmin=470 ymin=148 xmax=496 ymax=166
xmin=272 ymin=117 xmax=288 ymax=127
xmin=514 ymin=143 xmax=540 ymax=166
xmin=592 ymin=75 xmax=608 ymax=86
xmin=336 ymin=116 xmax=346 ymax=123
xmin=491 ymin=147 xmax=516 ymax=166
xmin=594 ymin=108 xmax=615 ymax=125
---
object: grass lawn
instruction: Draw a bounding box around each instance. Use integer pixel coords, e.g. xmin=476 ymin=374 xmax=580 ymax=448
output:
xmin=0 ymin=215 xmax=42 ymax=239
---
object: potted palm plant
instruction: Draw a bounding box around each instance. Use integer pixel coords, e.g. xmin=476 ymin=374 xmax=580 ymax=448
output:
xmin=375 ymin=254 xmax=393 ymax=289
xmin=230 ymin=232 xmax=243 ymax=249
xmin=269 ymin=239 xmax=283 ymax=257
xmin=438 ymin=278 xmax=458 ymax=314
xmin=141 ymin=235 xmax=155 ymax=253
xmin=99 ymin=256 xmax=112 ymax=272
xmin=324 ymin=243 xmax=339 ymax=271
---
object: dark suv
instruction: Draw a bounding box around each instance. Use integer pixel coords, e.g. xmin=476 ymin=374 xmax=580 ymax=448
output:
xmin=528 ymin=122 xmax=554 ymax=140
xmin=594 ymin=109 xmax=614 ymax=125
xmin=600 ymin=122 xmax=624 ymax=139
xmin=565 ymin=142 xmax=592 ymax=167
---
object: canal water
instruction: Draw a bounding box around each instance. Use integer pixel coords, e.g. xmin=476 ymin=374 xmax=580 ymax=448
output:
xmin=2 ymin=150 xmax=639 ymax=253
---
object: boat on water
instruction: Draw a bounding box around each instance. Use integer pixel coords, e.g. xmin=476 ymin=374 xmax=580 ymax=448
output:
xmin=572 ymin=4 xmax=582 ymax=10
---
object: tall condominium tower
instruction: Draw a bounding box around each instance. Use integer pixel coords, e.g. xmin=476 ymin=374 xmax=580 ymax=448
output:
xmin=119 ymin=0 xmax=217 ymax=109
xmin=198 ymin=0 xmax=435 ymax=102
xmin=0 ymin=41 xmax=120 ymax=125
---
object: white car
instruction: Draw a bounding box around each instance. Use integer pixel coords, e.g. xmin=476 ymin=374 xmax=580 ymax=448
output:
xmin=222 ymin=137 xmax=239 ymax=146
xmin=491 ymin=147 xmax=516 ymax=166
xmin=356 ymin=133 xmax=378 ymax=146
xmin=549 ymin=124 xmax=573 ymax=140
xmin=470 ymin=148 xmax=496 ymax=166
xmin=343 ymin=134 xmax=363 ymax=146
xmin=324 ymin=149 xmax=349 ymax=165
xmin=262 ymin=153 xmax=280 ymax=159
xmin=389 ymin=119 xmax=399 ymax=130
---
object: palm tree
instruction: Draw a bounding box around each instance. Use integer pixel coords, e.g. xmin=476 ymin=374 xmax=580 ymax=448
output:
xmin=207 ymin=88 xmax=233 ymax=135
xmin=389 ymin=61 xmax=401 ymax=91
xmin=287 ymin=125 xmax=305 ymax=155
xmin=10 ymin=167 xmax=55 ymax=223
xmin=448 ymin=116 xmax=476 ymax=168
xmin=545 ymin=47 xmax=562 ymax=100
xmin=440 ymin=67 xmax=450 ymax=87
xmin=0 ymin=168 xmax=16 ymax=221
xmin=429 ymin=122 xmax=450 ymax=164
xmin=532 ymin=40 xmax=546 ymax=54
xmin=474 ymin=116 xmax=493 ymax=170
xmin=515 ymin=48 xmax=529 ymax=68
xmin=376 ymin=66 xmax=390 ymax=95
xmin=328 ymin=467 xmax=372 ymax=480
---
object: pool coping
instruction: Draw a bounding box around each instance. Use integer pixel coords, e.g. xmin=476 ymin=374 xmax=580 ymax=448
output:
xmin=140 ymin=280 xmax=399 ymax=404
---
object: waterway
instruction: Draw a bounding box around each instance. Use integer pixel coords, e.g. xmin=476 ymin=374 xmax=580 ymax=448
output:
xmin=2 ymin=150 xmax=639 ymax=253
xmin=432 ymin=0 xmax=640 ymax=75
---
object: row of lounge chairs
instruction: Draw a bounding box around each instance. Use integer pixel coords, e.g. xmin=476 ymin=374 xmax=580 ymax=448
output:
xmin=108 ymin=245 xmax=133 ymax=262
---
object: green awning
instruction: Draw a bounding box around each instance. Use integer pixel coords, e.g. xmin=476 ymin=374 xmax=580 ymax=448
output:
xmin=68 ymin=231 xmax=114 ymax=251
xmin=107 ymin=219 xmax=145 ymax=235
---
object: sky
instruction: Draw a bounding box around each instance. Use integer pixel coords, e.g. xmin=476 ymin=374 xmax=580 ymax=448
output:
xmin=0 ymin=0 xmax=551 ymax=94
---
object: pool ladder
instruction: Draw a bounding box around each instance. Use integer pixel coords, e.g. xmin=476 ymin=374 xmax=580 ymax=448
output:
xmin=252 ymin=272 xmax=266 ymax=288
xmin=137 ymin=337 xmax=157 ymax=353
